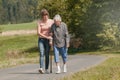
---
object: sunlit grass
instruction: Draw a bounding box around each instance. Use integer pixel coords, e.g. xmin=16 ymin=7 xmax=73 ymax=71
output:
xmin=0 ymin=35 xmax=38 ymax=60
xmin=61 ymin=53 xmax=120 ymax=80
xmin=0 ymin=57 xmax=39 ymax=68
xmin=0 ymin=21 xmax=37 ymax=31
xmin=0 ymin=34 xmax=39 ymax=68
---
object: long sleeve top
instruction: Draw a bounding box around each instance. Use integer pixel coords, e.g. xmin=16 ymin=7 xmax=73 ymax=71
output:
xmin=50 ymin=22 xmax=70 ymax=48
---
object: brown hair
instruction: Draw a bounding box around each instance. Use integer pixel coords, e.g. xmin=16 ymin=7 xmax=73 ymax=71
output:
xmin=41 ymin=9 xmax=49 ymax=17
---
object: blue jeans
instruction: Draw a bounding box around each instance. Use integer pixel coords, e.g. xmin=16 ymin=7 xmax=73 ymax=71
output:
xmin=53 ymin=45 xmax=68 ymax=63
xmin=38 ymin=38 xmax=50 ymax=69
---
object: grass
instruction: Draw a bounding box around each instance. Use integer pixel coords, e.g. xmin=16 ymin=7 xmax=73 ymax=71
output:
xmin=0 ymin=34 xmax=39 ymax=68
xmin=0 ymin=57 xmax=39 ymax=68
xmin=61 ymin=52 xmax=120 ymax=80
xmin=0 ymin=21 xmax=37 ymax=31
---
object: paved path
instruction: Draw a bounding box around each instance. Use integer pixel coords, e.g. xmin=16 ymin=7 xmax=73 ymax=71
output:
xmin=0 ymin=55 xmax=106 ymax=80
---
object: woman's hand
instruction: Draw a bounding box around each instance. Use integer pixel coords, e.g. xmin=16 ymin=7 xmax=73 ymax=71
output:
xmin=49 ymin=37 xmax=53 ymax=46
xmin=66 ymin=43 xmax=70 ymax=48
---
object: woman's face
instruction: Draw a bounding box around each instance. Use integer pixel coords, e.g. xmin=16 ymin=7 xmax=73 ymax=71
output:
xmin=42 ymin=14 xmax=48 ymax=21
xmin=54 ymin=20 xmax=61 ymax=26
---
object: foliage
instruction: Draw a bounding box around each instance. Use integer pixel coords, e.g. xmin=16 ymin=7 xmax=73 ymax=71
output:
xmin=0 ymin=0 xmax=38 ymax=24
xmin=0 ymin=0 xmax=120 ymax=50
xmin=36 ymin=0 xmax=67 ymax=21
xmin=92 ymin=0 xmax=120 ymax=48
xmin=66 ymin=0 xmax=120 ymax=49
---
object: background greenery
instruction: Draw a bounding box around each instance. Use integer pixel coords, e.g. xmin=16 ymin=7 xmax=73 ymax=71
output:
xmin=1 ymin=0 xmax=120 ymax=50
xmin=0 ymin=21 xmax=36 ymax=31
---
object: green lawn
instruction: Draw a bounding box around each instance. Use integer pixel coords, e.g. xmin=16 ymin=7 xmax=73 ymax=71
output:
xmin=61 ymin=52 xmax=120 ymax=80
xmin=0 ymin=34 xmax=39 ymax=68
xmin=0 ymin=21 xmax=37 ymax=31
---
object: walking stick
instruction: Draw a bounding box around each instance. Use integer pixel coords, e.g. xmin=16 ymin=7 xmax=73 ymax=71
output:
xmin=50 ymin=47 xmax=53 ymax=73
xmin=50 ymin=39 xmax=53 ymax=73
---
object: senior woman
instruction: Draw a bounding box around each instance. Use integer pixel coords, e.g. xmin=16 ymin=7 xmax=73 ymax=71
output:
xmin=50 ymin=14 xmax=70 ymax=74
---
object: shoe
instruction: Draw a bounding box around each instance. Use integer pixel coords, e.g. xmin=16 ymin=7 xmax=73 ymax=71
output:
xmin=63 ymin=65 xmax=67 ymax=73
xmin=38 ymin=68 xmax=44 ymax=74
xmin=56 ymin=65 xmax=61 ymax=74
xmin=45 ymin=69 xmax=49 ymax=74
xmin=56 ymin=70 xmax=61 ymax=74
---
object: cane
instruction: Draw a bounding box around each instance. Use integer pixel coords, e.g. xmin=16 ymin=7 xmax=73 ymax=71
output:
xmin=50 ymin=39 xmax=53 ymax=73
xmin=50 ymin=48 xmax=53 ymax=73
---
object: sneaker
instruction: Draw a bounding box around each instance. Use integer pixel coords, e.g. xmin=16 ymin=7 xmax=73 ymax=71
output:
xmin=56 ymin=65 xmax=61 ymax=74
xmin=38 ymin=68 xmax=44 ymax=74
xmin=56 ymin=70 xmax=61 ymax=74
xmin=63 ymin=65 xmax=67 ymax=73
xmin=45 ymin=69 xmax=49 ymax=74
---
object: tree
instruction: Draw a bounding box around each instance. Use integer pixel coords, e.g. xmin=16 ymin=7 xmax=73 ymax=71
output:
xmin=66 ymin=0 xmax=120 ymax=49
xmin=0 ymin=0 xmax=38 ymax=24
xmin=36 ymin=0 xmax=67 ymax=20
xmin=93 ymin=0 xmax=120 ymax=49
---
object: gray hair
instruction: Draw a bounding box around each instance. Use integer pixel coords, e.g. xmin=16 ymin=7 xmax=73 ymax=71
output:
xmin=53 ymin=14 xmax=62 ymax=21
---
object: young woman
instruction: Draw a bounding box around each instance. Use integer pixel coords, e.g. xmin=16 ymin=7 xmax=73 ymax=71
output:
xmin=37 ymin=9 xmax=54 ymax=74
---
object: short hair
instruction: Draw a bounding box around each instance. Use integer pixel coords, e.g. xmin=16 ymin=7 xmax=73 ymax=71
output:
xmin=40 ymin=9 xmax=49 ymax=16
xmin=53 ymin=14 xmax=62 ymax=21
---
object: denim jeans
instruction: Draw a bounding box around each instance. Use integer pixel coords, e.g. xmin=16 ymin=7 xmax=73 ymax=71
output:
xmin=53 ymin=45 xmax=68 ymax=63
xmin=38 ymin=38 xmax=50 ymax=70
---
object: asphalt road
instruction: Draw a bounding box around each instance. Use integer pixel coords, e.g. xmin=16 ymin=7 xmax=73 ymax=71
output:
xmin=0 ymin=55 xmax=106 ymax=80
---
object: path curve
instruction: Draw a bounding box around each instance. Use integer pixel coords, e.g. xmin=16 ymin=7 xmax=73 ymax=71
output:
xmin=0 ymin=55 xmax=106 ymax=80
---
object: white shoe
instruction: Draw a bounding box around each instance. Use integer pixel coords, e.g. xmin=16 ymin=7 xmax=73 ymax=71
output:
xmin=56 ymin=65 xmax=61 ymax=74
xmin=38 ymin=68 xmax=44 ymax=74
xmin=56 ymin=70 xmax=61 ymax=74
xmin=45 ymin=69 xmax=49 ymax=74
xmin=63 ymin=65 xmax=67 ymax=73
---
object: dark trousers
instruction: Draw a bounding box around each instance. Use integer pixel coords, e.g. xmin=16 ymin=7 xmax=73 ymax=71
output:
xmin=38 ymin=38 xmax=50 ymax=70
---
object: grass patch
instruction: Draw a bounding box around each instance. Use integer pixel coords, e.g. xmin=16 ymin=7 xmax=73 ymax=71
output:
xmin=61 ymin=52 xmax=120 ymax=80
xmin=0 ymin=34 xmax=39 ymax=68
xmin=0 ymin=57 xmax=39 ymax=68
xmin=0 ymin=21 xmax=37 ymax=31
